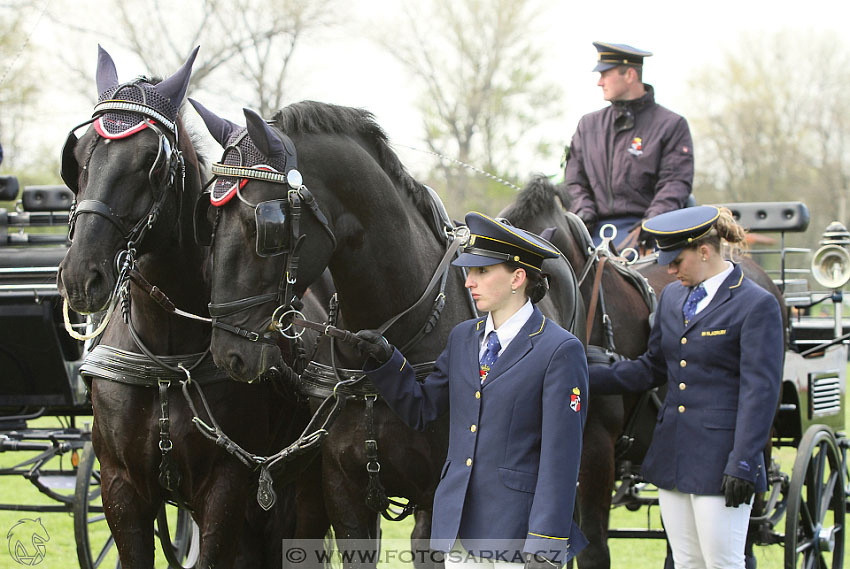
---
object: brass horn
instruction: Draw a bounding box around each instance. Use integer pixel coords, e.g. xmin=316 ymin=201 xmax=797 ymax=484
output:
xmin=811 ymin=221 xmax=850 ymax=290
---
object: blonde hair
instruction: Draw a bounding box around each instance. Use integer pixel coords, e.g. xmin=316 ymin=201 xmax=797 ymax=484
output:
xmin=688 ymin=207 xmax=748 ymax=261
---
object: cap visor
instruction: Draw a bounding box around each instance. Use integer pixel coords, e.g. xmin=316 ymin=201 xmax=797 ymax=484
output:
xmin=656 ymin=247 xmax=683 ymax=266
xmin=593 ymin=62 xmax=617 ymax=72
xmin=452 ymin=252 xmax=504 ymax=268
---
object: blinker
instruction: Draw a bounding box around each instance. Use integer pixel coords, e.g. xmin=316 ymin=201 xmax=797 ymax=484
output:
xmin=254 ymin=199 xmax=289 ymax=257
xmin=61 ymin=131 xmax=80 ymax=193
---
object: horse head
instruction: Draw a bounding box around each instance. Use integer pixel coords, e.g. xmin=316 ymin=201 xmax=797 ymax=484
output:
xmin=191 ymin=102 xmax=337 ymax=381
xmin=57 ymin=45 xmax=200 ymax=314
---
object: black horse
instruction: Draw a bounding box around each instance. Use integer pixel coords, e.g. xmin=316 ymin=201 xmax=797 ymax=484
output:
xmin=57 ymin=47 xmax=316 ymax=569
xmin=189 ymin=100 xmax=584 ymax=568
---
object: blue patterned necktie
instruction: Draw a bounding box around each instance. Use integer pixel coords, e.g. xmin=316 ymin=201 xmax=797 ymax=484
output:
xmin=479 ymin=332 xmax=501 ymax=383
xmin=683 ymin=284 xmax=707 ymax=324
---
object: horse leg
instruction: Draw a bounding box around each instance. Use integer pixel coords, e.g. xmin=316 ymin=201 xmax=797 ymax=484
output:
xmin=289 ymin=453 xmax=332 ymax=569
xmin=323 ymin=451 xmax=381 ymax=569
xmin=91 ymin=387 xmax=159 ymax=568
xmin=190 ymin=462 xmax=253 ymax=569
xmin=411 ymin=508 xmax=443 ymax=569
xmin=576 ymin=396 xmax=623 ymax=569
xmin=97 ymin=463 xmax=158 ymax=567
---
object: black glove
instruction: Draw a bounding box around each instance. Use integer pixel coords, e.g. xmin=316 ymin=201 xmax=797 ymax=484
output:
xmin=721 ymin=474 xmax=754 ymax=508
xmin=354 ymin=329 xmax=393 ymax=365
xmin=524 ymin=553 xmax=562 ymax=569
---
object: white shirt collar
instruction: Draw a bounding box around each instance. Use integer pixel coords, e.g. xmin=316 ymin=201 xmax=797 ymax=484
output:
xmin=481 ymin=300 xmax=534 ymax=357
xmin=696 ymin=261 xmax=734 ymax=312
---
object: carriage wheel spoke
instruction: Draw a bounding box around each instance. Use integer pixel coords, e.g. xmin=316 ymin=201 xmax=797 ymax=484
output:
xmin=93 ymin=533 xmax=116 ymax=568
xmin=818 ymin=470 xmax=838 ymax=522
xmin=800 ymin=495 xmax=817 ymax=537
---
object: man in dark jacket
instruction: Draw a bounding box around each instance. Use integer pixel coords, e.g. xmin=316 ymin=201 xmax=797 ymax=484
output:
xmin=564 ymin=42 xmax=694 ymax=250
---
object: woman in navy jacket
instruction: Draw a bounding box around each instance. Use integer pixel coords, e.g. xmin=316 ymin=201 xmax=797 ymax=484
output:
xmin=357 ymin=212 xmax=588 ymax=568
xmin=591 ymin=206 xmax=783 ymax=569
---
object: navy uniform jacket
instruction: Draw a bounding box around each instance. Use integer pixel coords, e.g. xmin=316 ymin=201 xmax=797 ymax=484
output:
xmin=591 ymin=264 xmax=782 ymax=494
xmin=365 ymin=306 xmax=589 ymax=564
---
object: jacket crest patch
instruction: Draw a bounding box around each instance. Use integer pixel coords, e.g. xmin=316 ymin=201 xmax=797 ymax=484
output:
xmin=628 ymin=137 xmax=643 ymax=156
xmin=570 ymin=387 xmax=581 ymax=412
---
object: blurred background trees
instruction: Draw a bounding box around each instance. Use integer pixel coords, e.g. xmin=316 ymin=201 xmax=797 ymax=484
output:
xmin=378 ymin=0 xmax=561 ymax=214
xmin=684 ymin=30 xmax=850 ymax=243
xmin=1 ymin=0 xmax=849 ymax=239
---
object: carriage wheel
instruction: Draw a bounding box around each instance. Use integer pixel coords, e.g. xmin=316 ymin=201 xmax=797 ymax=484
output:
xmin=74 ymin=441 xmax=121 ymax=569
xmin=155 ymin=502 xmax=200 ymax=568
xmin=784 ymin=425 xmax=846 ymax=569
xmin=839 ymin=435 xmax=850 ymax=509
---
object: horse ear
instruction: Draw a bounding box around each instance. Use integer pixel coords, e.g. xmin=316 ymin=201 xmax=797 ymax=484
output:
xmin=95 ymin=44 xmax=119 ymax=95
xmin=156 ymin=46 xmax=199 ymax=108
xmin=243 ymin=108 xmax=286 ymax=162
xmin=189 ymin=98 xmax=241 ymax=148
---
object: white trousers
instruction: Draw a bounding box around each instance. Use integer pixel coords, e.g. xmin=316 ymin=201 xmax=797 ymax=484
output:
xmin=443 ymin=540 xmax=525 ymax=568
xmin=659 ymin=488 xmax=752 ymax=569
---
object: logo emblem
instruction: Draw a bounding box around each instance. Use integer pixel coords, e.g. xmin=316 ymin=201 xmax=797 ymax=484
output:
xmin=570 ymin=387 xmax=581 ymax=412
xmin=628 ymin=137 xmax=643 ymax=156
xmin=6 ymin=518 xmax=50 ymax=566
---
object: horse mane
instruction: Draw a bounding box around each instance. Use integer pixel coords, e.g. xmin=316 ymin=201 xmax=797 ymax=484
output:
xmin=507 ymin=174 xmax=573 ymax=221
xmin=180 ymin=106 xmax=210 ymax=177
xmin=271 ymin=101 xmax=432 ymax=218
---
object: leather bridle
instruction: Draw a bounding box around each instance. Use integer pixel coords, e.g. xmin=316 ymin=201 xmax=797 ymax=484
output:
xmin=204 ymin=133 xmax=337 ymax=345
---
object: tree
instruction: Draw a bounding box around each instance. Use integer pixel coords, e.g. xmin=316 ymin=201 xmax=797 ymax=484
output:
xmin=684 ymin=31 xmax=850 ymax=240
xmin=380 ymin=0 xmax=562 ymax=214
xmin=48 ymin=0 xmax=343 ymax=116
xmin=0 ymin=1 xmax=45 ymax=172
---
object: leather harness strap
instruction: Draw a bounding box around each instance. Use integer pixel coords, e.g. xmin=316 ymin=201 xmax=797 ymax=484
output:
xmin=585 ymin=255 xmax=607 ymax=344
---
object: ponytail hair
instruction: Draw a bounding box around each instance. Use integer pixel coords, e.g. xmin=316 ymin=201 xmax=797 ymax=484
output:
xmin=689 ymin=206 xmax=748 ymax=260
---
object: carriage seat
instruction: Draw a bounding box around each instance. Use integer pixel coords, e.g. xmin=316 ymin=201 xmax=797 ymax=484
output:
xmin=0 ymin=182 xmax=86 ymax=414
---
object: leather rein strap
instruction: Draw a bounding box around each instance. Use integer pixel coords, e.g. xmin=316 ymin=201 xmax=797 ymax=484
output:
xmin=288 ymin=232 xmax=463 ymax=349
xmin=584 ymin=255 xmax=607 ymax=345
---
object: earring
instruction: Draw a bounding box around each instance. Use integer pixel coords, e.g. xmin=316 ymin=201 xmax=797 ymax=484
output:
xmin=701 ymin=257 xmax=707 ymax=262
xmin=511 ymin=289 xmax=517 ymax=294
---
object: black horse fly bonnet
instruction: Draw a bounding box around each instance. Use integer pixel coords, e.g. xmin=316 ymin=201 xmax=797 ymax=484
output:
xmin=61 ymin=77 xmax=180 ymax=194
xmin=61 ymin=45 xmax=198 ymax=243
xmin=208 ymin=127 xmax=289 ymax=207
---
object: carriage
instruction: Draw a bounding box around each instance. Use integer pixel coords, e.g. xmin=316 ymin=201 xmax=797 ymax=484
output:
xmin=605 ymin=201 xmax=848 ymax=569
xmin=0 ymin=180 xmax=196 ymax=568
